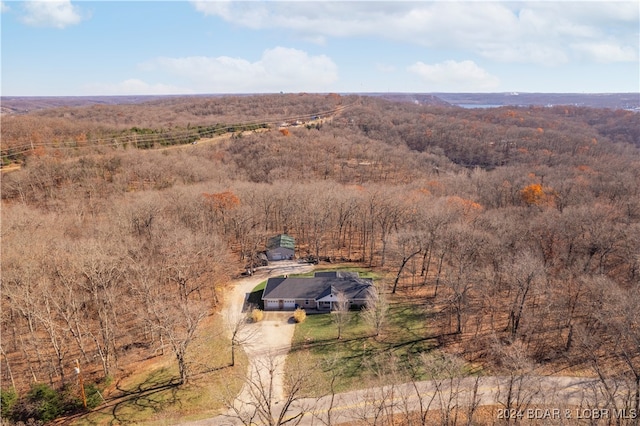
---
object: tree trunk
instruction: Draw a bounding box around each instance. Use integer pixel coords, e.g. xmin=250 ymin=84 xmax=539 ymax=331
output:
xmin=392 ymin=249 xmax=422 ymax=294
xmin=0 ymin=345 xmax=16 ymax=390
xmin=177 ymin=352 xmax=187 ymax=384
xmin=434 ymin=251 xmax=445 ymax=297
xmin=231 ymin=341 xmax=236 ymax=367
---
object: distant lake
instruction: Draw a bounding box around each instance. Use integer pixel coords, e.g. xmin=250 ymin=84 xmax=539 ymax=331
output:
xmin=457 ymin=104 xmax=504 ymax=109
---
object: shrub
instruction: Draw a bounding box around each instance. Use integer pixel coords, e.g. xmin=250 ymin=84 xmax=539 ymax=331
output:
xmin=84 ymin=382 xmax=103 ymax=409
xmin=251 ymin=308 xmax=264 ymax=323
xmin=1 ymin=388 xmax=17 ymax=419
xmin=11 ymin=382 xmax=65 ymax=423
xmin=293 ymin=308 xmax=306 ymax=323
xmin=3 ymin=381 xmax=103 ymax=423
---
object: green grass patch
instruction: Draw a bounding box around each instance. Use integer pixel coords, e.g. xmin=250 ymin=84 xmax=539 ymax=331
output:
xmin=252 ymin=280 xmax=267 ymax=292
xmin=286 ymin=298 xmax=468 ymax=397
xmin=72 ymin=314 xmax=248 ymax=425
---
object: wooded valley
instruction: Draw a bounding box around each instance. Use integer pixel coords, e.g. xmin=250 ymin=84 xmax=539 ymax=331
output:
xmin=1 ymin=93 xmax=639 ymax=424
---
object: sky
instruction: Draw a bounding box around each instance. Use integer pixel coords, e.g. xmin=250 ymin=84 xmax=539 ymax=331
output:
xmin=1 ymin=0 xmax=639 ymax=96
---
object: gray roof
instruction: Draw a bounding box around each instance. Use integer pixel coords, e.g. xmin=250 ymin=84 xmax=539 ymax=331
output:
xmin=314 ymin=271 xmax=360 ymax=279
xmin=262 ymin=273 xmax=372 ymax=301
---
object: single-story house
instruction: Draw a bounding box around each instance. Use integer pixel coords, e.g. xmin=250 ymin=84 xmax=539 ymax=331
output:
xmin=266 ymin=234 xmax=295 ymax=261
xmin=262 ymin=271 xmax=372 ymax=311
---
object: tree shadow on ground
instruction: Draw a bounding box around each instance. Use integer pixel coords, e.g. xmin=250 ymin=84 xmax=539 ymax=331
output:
xmin=289 ymin=333 xmax=371 ymax=353
xmin=60 ymin=370 xmax=183 ymax=426
xmin=108 ymin=372 xmax=183 ymax=425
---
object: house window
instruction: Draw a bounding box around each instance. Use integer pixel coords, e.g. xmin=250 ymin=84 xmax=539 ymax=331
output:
xmin=305 ymin=300 xmax=310 ymax=305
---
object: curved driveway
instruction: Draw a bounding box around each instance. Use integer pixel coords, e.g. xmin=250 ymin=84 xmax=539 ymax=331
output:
xmin=183 ymin=262 xmax=314 ymax=425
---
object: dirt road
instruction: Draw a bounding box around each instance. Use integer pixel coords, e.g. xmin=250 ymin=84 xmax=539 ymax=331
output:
xmin=183 ymin=373 xmax=627 ymax=426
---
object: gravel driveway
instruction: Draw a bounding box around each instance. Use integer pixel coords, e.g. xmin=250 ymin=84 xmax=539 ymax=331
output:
xmin=179 ymin=262 xmax=314 ymax=425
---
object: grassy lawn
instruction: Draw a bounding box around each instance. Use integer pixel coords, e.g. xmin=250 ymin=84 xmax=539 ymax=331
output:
xmin=286 ymin=297 xmax=447 ymax=397
xmin=283 ymin=267 xmax=479 ymax=397
xmin=252 ymin=280 xmax=267 ymax=292
xmin=72 ymin=314 xmax=248 ymax=425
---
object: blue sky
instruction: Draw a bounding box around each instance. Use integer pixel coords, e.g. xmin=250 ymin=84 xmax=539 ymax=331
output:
xmin=1 ymin=1 xmax=638 ymax=96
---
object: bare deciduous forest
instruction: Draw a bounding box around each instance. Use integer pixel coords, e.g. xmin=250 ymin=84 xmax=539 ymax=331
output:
xmin=1 ymin=93 xmax=639 ymax=424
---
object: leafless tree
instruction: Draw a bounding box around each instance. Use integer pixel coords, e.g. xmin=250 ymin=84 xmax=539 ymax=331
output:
xmin=492 ymin=339 xmax=542 ymax=424
xmin=0 ymin=343 xmax=16 ymax=390
xmin=504 ymin=251 xmax=545 ymax=340
xmin=49 ymin=255 xmax=91 ymax=363
xmin=311 ymin=353 xmax=344 ymax=426
xmin=578 ymin=277 xmax=640 ymax=421
xmin=361 ymin=283 xmax=389 ymax=339
xmin=351 ymin=384 xmax=397 ymax=426
xmin=134 ymin=234 xmax=214 ymax=384
xmin=442 ymin=223 xmax=487 ymax=335
xmin=332 ymin=291 xmax=351 ymax=340
xmin=32 ymin=281 xmax=72 ymax=386
xmin=391 ymin=232 xmax=423 ymax=294
xmin=77 ymin=241 xmax=124 ymax=377
xmin=225 ymin=309 xmax=257 ymax=368
xmin=393 ymin=357 xmax=438 ymax=426
xmin=416 ymin=352 xmax=481 ymax=426
xmin=148 ymin=292 xmax=208 ymax=385
xmin=376 ymin=194 xmax=406 ymax=267
xmin=351 ymin=352 xmax=406 ymax=425
xmin=223 ymin=352 xmax=313 ymax=426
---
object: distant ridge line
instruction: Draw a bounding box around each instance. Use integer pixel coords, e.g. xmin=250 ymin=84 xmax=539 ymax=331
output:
xmin=1 ymin=92 xmax=638 ymax=114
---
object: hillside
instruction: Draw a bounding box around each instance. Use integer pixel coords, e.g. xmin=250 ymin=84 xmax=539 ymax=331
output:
xmin=3 ymin=92 xmax=638 ymax=116
xmin=1 ymin=93 xmax=639 ymax=424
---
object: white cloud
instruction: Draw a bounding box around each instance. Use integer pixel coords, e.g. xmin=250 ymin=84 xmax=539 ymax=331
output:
xmin=144 ymin=47 xmax=338 ymax=93
xmin=191 ymin=2 xmax=639 ymax=65
xmin=571 ymin=42 xmax=638 ymax=63
xmin=21 ymin=0 xmax=85 ymax=29
xmin=479 ymin=43 xmax=569 ymax=65
xmin=1 ymin=2 xmax=9 ymax=13
xmin=85 ymin=79 xmax=193 ymax=96
xmin=191 ymin=0 xmax=232 ymax=20
xmin=408 ymin=60 xmax=500 ymax=91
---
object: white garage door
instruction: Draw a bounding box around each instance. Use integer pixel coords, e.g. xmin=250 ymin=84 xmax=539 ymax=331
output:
xmin=283 ymin=299 xmax=296 ymax=309
xmin=265 ymin=300 xmax=279 ymax=309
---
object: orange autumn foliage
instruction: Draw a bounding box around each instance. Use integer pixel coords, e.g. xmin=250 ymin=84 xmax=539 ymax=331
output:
xmin=520 ymin=183 xmax=555 ymax=207
xmin=202 ymin=191 xmax=241 ymax=211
